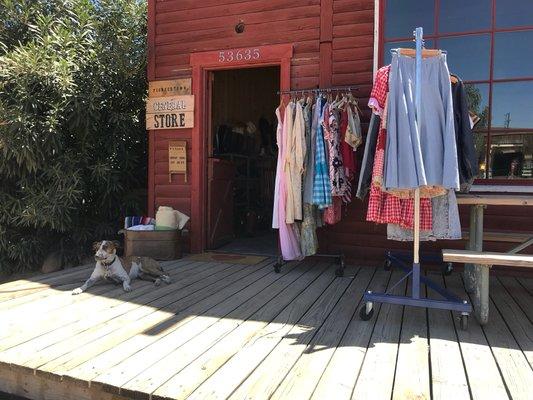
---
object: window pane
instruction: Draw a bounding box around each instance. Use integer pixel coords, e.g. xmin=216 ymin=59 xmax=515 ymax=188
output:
xmin=439 ymin=0 xmax=491 ymax=33
xmin=492 ymin=81 xmax=533 ymax=129
xmin=475 ymin=132 xmax=488 ymax=179
xmin=382 ymin=40 xmax=435 ymax=65
xmin=465 ymin=83 xmax=490 ymax=130
xmin=489 ymin=133 xmax=533 ymax=179
xmin=493 ymin=31 xmax=533 ymax=79
xmin=440 ymin=35 xmax=490 ymax=81
xmin=496 ymin=0 xmax=533 ymax=28
xmin=385 ymin=0 xmax=435 ymax=39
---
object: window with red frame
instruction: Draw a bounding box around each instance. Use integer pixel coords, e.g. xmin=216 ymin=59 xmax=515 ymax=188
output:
xmin=381 ymin=0 xmax=533 ymax=180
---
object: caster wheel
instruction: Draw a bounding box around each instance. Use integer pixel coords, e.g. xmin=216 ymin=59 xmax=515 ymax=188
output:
xmin=335 ymin=268 xmax=344 ymax=277
xmin=274 ymin=264 xmax=281 ymax=273
xmin=359 ymin=303 xmax=374 ymax=321
xmin=460 ymin=314 xmax=468 ymax=331
xmin=442 ymin=262 xmax=453 ymax=276
xmin=384 ymin=258 xmax=392 ymax=271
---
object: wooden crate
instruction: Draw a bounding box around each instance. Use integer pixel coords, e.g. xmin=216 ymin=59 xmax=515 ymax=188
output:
xmin=124 ymin=230 xmax=182 ymax=260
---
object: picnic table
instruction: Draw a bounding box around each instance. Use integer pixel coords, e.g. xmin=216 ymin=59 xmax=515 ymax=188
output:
xmin=442 ymin=193 xmax=533 ymax=325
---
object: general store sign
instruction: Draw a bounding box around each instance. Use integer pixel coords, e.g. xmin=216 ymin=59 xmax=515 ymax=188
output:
xmin=146 ymin=95 xmax=194 ymax=114
xmin=146 ymin=79 xmax=194 ymax=130
xmin=146 ymin=112 xmax=194 ymax=130
xmin=148 ymin=79 xmax=191 ymax=97
xmin=168 ymin=140 xmax=187 ymax=182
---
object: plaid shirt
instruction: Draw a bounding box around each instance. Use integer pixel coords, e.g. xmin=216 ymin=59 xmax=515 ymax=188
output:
xmin=366 ymin=65 xmax=433 ymax=230
xmin=312 ymin=103 xmax=332 ymax=209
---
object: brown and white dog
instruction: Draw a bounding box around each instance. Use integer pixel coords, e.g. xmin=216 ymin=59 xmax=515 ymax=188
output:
xmin=72 ymin=240 xmax=171 ymax=295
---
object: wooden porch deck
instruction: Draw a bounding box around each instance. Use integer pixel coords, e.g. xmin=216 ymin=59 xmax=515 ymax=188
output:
xmin=0 ymin=257 xmax=531 ymax=400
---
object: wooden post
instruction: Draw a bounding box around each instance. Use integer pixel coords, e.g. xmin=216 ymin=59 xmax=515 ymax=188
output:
xmin=474 ymin=264 xmax=490 ymax=325
xmin=464 ymin=206 xmax=477 ymax=293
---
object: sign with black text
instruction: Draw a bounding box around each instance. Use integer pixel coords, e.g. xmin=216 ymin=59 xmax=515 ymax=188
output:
xmin=146 ymin=112 xmax=194 ymax=130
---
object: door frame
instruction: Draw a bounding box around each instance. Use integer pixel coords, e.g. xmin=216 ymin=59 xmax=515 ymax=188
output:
xmin=189 ymin=43 xmax=293 ymax=253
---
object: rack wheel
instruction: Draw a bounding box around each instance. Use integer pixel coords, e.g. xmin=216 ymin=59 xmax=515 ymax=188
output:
xmin=359 ymin=302 xmax=374 ymax=321
xmin=460 ymin=314 xmax=469 ymax=331
xmin=442 ymin=262 xmax=453 ymax=276
xmin=384 ymin=258 xmax=392 ymax=271
xmin=335 ymin=267 xmax=344 ymax=277
xmin=274 ymin=264 xmax=281 ymax=273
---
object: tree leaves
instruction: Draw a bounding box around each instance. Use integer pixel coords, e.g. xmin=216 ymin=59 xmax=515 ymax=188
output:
xmin=0 ymin=0 xmax=147 ymax=273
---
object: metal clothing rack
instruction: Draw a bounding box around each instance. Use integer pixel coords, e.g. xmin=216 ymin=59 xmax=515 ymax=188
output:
xmin=359 ymin=27 xmax=472 ymax=330
xmin=273 ymin=239 xmax=345 ymax=277
xmin=273 ymin=87 xmax=354 ymax=277
xmin=276 ymin=86 xmax=359 ymax=95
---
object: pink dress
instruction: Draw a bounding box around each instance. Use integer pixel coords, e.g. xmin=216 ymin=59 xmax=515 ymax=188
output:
xmin=273 ymin=106 xmax=302 ymax=260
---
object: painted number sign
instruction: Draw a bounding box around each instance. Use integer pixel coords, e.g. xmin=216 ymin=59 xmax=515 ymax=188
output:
xmin=168 ymin=140 xmax=187 ymax=182
xmin=218 ymin=48 xmax=260 ymax=63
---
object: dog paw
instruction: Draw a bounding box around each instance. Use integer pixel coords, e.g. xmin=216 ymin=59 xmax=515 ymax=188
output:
xmin=162 ymin=276 xmax=171 ymax=284
xmin=123 ymin=284 xmax=132 ymax=292
xmin=72 ymin=288 xmax=83 ymax=295
xmin=154 ymin=278 xmax=162 ymax=286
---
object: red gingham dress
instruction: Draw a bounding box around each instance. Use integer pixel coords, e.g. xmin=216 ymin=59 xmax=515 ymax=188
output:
xmin=366 ymin=66 xmax=432 ymax=231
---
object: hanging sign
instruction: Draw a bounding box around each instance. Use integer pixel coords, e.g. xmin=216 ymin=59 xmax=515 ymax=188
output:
xmin=146 ymin=112 xmax=194 ymax=130
xmin=148 ymin=78 xmax=191 ymax=97
xmin=168 ymin=140 xmax=187 ymax=182
xmin=146 ymin=95 xmax=194 ymax=114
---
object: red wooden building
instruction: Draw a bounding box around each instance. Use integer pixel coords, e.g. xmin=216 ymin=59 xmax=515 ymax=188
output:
xmin=147 ymin=0 xmax=533 ymax=264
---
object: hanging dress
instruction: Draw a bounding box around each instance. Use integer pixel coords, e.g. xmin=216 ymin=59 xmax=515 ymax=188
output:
xmin=312 ymin=99 xmax=332 ymax=209
xmin=273 ymin=106 xmax=302 ymax=260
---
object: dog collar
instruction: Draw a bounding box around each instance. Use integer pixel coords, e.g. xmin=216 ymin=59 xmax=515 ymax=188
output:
xmin=101 ymin=257 xmax=116 ymax=267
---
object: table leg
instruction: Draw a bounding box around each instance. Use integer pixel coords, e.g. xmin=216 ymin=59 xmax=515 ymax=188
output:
xmin=474 ymin=264 xmax=490 ymax=325
xmin=473 ymin=205 xmax=488 ymax=324
xmin=464 ymin=206 xmax=477 ymax=293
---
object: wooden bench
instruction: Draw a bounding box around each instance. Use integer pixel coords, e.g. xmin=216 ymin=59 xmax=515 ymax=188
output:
xmin=442 ymin=249 xmax=533 ymax=325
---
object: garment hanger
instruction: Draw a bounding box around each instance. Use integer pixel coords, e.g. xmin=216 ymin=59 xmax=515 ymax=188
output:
xmin=396 ymin=47 xmax=442 ymax=58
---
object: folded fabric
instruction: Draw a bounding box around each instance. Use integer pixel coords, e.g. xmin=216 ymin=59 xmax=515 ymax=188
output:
xmin=127 ymin=224 xmax=155 ymax=231
xmin=124 ymin=216 xmax=155 ymax=229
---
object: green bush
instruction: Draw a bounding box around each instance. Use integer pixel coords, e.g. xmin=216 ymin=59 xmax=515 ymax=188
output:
xmin=0 ymin=0 xmax=148 ymax=273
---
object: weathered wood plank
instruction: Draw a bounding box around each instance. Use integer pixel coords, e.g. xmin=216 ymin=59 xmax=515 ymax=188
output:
xmin=0 ymin=259 xmax=195 ymax=315
xmin=498 ymin=276 xmax=533 ymax=322
xmin=90 ymin=261 xmax=306 ymax=393
xmin=442 ymin=249 xmax=533 ymax=268
xmin=118 ymin=261 xmax=328 ymax=398
xmin=426 ymin=272 xmax=470 ymax=400
xmin=392 ymin=277 xmax=431 ymax=400
xmin=21 ymin=261 xmax=276 ymax=375
xmin=208 ymin=269 xmax=352 ymax=400
xmin=151 ymin=265 xmax=339 ymax=400
xmin=490 ymin=277 xmax=533 ymax=367
xmin=0 ymin=261 xmax=244 ymax=354
xmin=351 ymin=269 xmax=407 ymax=399
xmin=0 ymin=263 xmax=195 ymax=348
xmin=35 ymin=261 xmax=273 ymax=381
xmin=445 ymin=273 xmax=509 ymax=400
xmin=269 ymin=267 xmax=375 ymax=400
xmin=310 ymin=269 xmax=391 ymax=400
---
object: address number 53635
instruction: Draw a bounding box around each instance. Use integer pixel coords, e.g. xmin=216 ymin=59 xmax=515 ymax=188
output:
xmin=218 ymin=48 xmax=260 ymax=63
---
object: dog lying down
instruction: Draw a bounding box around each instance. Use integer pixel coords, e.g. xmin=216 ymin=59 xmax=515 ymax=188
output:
xmin=72 ymin=240 xmax=171 ymax=295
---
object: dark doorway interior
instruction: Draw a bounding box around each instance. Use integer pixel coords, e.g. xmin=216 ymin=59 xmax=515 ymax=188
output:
xmin=207 ymin=66 xmax=280 ymax=255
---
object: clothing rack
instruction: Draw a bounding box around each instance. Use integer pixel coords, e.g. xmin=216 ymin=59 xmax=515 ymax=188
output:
xmin=359 ymin=27 xmax=472 ymax=330
xmin=273 ymin=240 xmax=346 ymax=277
xmin=273 ymin=86 xmax=353 ymax=277
xmin=276 ymin=86 xmax=359 ymax=95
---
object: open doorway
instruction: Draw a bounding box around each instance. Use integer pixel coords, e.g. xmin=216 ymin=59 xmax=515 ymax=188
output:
xmin=206 ymin=66 xmax=280 ymax=256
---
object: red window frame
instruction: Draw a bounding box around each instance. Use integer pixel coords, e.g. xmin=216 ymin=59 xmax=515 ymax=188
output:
xmin=378 ymin=0 xmax=533 ymax=184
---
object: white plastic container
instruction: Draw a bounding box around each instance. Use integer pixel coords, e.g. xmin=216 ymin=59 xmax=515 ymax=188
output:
xmin=155 ymin=206 xmax=189 ymax=230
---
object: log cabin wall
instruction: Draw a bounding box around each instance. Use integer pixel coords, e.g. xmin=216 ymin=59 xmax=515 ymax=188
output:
xmin=147 ymin=0 xmax=532 ymax=265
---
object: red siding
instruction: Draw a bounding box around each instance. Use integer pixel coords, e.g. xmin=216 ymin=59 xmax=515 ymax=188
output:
xmin=148 ymin=0 xmax=532 ymax=265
